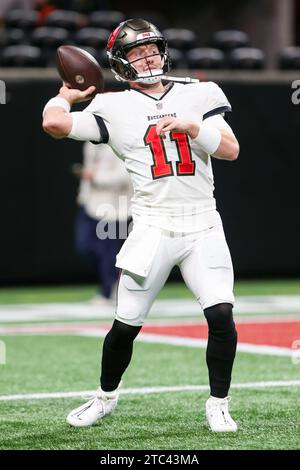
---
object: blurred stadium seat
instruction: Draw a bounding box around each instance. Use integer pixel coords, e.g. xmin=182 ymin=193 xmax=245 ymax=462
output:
xmin=46 ymin=10 xmax=86 ymax=31
xmin=229 ymin=47 xmax=265 ymax=69
xmin=211 ymin=30 xmax=249 ymax=51
xmin=5 ymin=9 xmax=38 ymax=30
xmin=0 ymin=28 xmax=25 ymax=46
xmin=0 ymin=45 xmax=46 ymax=67
xmin=74 ymin=27 xmax=110 ymax=48
xmin=31 ymin=27 xmax=71 ymax=67
xmin=88 ymin=11 xmax=125 ymax=30
xmin=31 ymin=27 xmax=70 ymax=49
xmin=279 ymin=47 xmax=300 ymax=69
xmin=127 ymin=11 xmax=167 ymax=30
xmin=163 ymin=28 xmax=197 ymax=51
xmin=168 ymin=48 xmax=186 ymax=69
xmin=186 ymin=48 xmax=225 ymax=69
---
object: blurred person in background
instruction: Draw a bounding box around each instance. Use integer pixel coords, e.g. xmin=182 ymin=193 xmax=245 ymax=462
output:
xmin=74 ymin=142 xmax=132 ymax=305
xmin=35 ymin=1 xmax=56 ymax=25
xmin=35 ymin=0 xmax=111 ymax=25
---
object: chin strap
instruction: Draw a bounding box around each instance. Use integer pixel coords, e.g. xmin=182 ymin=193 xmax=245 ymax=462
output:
xmin=135 ymin=71 xmax=200 ymax=85
xmin=112 ymin=70 xmax=201 ymax=85
xmin=161 ymin=75 xmax=200 ymax=83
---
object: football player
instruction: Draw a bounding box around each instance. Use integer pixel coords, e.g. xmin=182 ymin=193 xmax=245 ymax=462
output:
xmin=43 ymin=18 xmax=240 ymax=432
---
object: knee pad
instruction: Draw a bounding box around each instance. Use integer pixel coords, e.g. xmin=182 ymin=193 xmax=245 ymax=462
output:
xmin=204 ymin=303 xmax=235 ymax=332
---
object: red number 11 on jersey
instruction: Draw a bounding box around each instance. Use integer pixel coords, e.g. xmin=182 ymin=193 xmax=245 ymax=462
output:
xmin=144 ymin=125 xmax=196 ymax=179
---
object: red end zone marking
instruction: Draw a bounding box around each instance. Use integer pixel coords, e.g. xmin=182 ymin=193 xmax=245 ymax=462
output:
xmin=142 ymin=322 xmax=300 ymax=348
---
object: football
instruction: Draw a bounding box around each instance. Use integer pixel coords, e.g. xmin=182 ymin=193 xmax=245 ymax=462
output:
xmin=56 ymin=45 xmax=105 ymax=97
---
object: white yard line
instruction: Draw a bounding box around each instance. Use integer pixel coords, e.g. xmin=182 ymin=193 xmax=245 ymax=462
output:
xmin=0 ymin=380 xmax=299 ymax=402
xmin=82 ymin=331 xmax=296 ymax=357
xmin=1 ymin=296 xmax=300 ymax=323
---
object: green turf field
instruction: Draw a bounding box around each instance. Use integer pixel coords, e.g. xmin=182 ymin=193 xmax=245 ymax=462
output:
xmin=0 ymin=281 xmax=300 ymax=450
xmin=0 ymin=336 xmax=299 ymax=450
xmin=0 ymin=278 xmax=300 ymax=304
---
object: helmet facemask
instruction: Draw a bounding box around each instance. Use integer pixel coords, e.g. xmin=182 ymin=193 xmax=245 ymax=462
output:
xmin=125 ymin=45 xmax=167 ymax=84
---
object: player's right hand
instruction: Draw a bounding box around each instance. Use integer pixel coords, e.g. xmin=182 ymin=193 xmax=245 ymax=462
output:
xmin=58 ymin=84 xmax=96 ymax=104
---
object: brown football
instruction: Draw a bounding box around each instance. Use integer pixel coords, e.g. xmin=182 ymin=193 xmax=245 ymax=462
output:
xmin=56 ymin=45 xmax=104 ymax=97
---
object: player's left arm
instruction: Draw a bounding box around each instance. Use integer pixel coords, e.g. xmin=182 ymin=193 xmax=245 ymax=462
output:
xmin=156 ymin=115 xmax=239 ymax=161
xmin=201 ymin=114 xmax=239 ymax=161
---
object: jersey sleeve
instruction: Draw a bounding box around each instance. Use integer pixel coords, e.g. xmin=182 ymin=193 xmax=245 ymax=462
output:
xmin=82 ymin=93 xmax=110 ymax=144
xmin=67 ymin=111 xmax=101 ymax=142
xmin=204 ymin=114 xmax=234 ymax=134
xmin=202 ymin=81 xmax=232 ymax=121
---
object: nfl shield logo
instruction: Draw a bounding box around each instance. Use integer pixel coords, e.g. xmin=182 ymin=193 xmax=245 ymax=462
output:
xmin=156 ymin=102 xmax=163 ymax=110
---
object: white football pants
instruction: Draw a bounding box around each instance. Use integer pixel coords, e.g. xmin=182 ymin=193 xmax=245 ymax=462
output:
xmin=115 ymin=224 xmax=234 ymax=326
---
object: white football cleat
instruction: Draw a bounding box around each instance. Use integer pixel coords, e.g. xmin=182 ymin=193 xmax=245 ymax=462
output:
xmin=206 ymin=396 xmax=238 ymax=432
xmin=66 ymin=386 xmax=119 ymax=427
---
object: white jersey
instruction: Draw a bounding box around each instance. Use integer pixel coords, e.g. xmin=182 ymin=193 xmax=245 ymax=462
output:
xmin=83 ymin=81 xmax=232 ymax=232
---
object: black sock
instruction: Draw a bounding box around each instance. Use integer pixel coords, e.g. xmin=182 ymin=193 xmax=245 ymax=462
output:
xmin=100 ymin=319 xmax=142 ymax=392
xmin=204 ymin=303 xmax=237 ymax=398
